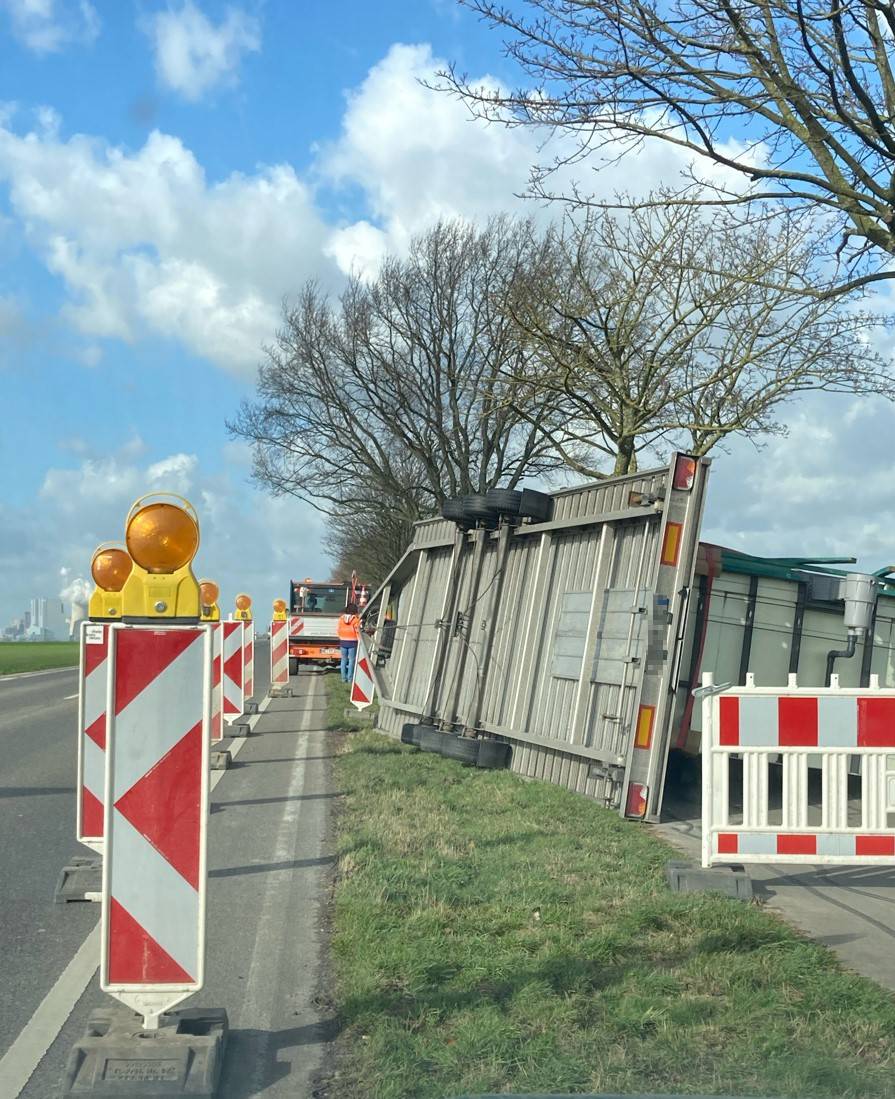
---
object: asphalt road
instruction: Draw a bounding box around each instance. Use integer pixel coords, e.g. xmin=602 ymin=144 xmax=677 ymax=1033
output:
xmin=0 ymin=666 xmax=97 ymax=1059
xmin=0 ymin=641 xmax=338 ymax=1098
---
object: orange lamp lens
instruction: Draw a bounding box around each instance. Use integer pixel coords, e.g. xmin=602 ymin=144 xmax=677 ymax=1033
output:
xmin=273 ymin=598 xmax=286 ymax=613
xmin=126 ymin=503 xmax=199 ymax=573
xmin=199 ymin=580 xmax=220 ymax=606
xmin=235 ymin=593 xmax=252 ymax=611
xmin=91 ymin=548 xmax=133 ymax=592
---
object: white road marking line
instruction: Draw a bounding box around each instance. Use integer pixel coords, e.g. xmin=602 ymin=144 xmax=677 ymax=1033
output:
xmin=0 ymin=690 xmax=276 ymax=1093
xmin=0 ymin=666 xmax=78 ymax=683
xmin=0 ymin=924 xmax=101 ymax=1097
xmin=238 ymin=676 xmax=314 ymax=1093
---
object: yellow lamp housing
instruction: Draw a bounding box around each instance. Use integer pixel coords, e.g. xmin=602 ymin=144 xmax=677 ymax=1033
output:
xmin=272 ymin=598 xmax=287 ymax=622
xmin=234 ymin=592 xmax=253 ymax=621
xmin=199 ymin=579 xmax=221 ymax=622
xmin=88 ymin=543 xmax=133 ymax=621
xmin=120 ymin=494 xmax=201 ymax=623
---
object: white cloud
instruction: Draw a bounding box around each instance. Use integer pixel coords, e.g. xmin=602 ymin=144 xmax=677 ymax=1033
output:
xmin=0 ymin=120 xmax=336 ymax=374
xmin=1 ymin=0 xmax=99 ymax=54
xmin=144 ymin=1 xmax=260 ymax=102
xmin=1 ymin=444 xmax=329 ymax=628
xmin=702 ymin=394 xmax=895 ymax=568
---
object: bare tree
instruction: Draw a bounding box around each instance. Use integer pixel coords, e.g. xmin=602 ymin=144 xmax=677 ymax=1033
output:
xmin=505 ymin=205 xmax=890 ymax=476
xmin=446 ymin=0 xmax=895 ymax=296
xmin=326 ymin=507 xmax=417 ymax=589
xmin=230 ymin=217 xmax=562 ymax=543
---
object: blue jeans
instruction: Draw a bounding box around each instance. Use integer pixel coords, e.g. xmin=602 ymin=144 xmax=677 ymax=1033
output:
xmin=340 ymin=642 xmax=357 ymax=683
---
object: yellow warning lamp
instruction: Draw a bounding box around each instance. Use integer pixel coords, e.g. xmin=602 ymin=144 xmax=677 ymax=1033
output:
xmin=120 ymin=494 xmax=201 ymax=622
xmin=199 ymin=579 xmax=221 ymax=622
xmin=88 ymin=543 xmax=133 ymax=621
xmin=272 ymin=598 xmax=287 ymax=622
xmin=234 ymin=592 xmax=253 ymax=621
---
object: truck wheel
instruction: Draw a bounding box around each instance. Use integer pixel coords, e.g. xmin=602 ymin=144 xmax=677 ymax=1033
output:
xmin=476 ymin=739 xmax=511 ymax=770
xmin=484 ymin=488 xmax=522 ymax=517
xmin=400 ymin=722 xmax=419 ymax=747
xmin=289 ymin=657 xmax=299 ymax=676
xmin=440 ymin=734 xmax=480 ymax=765
xmin=418 ymin=726 xmax=446 ymax=753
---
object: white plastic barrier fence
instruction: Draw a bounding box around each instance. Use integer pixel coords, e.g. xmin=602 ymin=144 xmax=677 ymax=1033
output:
xmin=702 ymin=672 xmax=895 ymax=867
xmin=222 ymin=620 xmax=244 ymax=723
xmin=76 ymin=621 xmax=109 ymax=852
xmin=243 ymin=622 xmax=254 ymax=700
xmin=269 ymin=619 xmax=289 ymax=690
xmin=100 ymin=624 xmax=211 ymax=1028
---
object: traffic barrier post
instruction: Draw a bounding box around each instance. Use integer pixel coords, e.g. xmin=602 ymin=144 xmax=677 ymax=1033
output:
xmin=100 ymin=625 xmax=211 ymax=1025
xmin=221 ymin=620 xmax=245 ymax=724
xmin=350 ymin=633 xmax=376 ymax=711
xmin=269 ymin=618 xmax=290 ymax=695
xmin=76 ymin=620 xmax=109 ymax=851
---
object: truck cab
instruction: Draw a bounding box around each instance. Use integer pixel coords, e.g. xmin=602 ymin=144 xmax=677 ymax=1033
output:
xmin=287 ymin=578 xmax=364 ymax=674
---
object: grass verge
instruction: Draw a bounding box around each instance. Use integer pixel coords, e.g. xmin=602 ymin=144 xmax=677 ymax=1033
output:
xmin=330 ymin=730 xmax=895 ymax=1099
xmin=326 ymin=674 xmax=379 ymax=732
xmin=0 ymin=641 xmax=79 ymax=675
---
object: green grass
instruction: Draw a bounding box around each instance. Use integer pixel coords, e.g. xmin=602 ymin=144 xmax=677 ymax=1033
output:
xmin=330 ymin=731 xmax=895 ymax=1099
xmin=326 ymin=674 xmax=380 ymax=732
xmin=0 ymin=641 xmax=79 ymax=675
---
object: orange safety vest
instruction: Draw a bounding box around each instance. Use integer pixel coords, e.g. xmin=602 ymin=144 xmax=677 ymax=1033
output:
xmin=337 ymin=614 xmax=360 ymax=642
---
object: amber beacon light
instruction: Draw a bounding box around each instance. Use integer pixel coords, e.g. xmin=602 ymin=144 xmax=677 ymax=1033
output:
xmin=234 ymin=593 xmax=253 ymax=621
xmin=88 ymin=544 xmax=133 ymax=621
xmin=120 ymin=494 xmax=201 ymax=622
xmin=272 ymin=598 xmax=287 ymax=622
xmin=199 ymin=579 xmax=221 ymax=622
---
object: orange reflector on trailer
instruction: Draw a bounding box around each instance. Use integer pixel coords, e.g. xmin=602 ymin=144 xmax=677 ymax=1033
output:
xmin=660 ymin=522 xmax=682 ymax=567
xmin=634 ymin=704 xmax=655 ymax=749
xmin=625 ymin=782 xmax=649 ymax=818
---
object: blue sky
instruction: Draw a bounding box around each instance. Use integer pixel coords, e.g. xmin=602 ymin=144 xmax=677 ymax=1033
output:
xmin=1 ymin=0 xmax=894 ymax=629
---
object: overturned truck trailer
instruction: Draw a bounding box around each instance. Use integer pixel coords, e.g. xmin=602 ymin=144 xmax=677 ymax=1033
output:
xmin=368 ymin=454 xmax=710 ymax=823
xmin=367 ymin=454 xmax=895 ymax=821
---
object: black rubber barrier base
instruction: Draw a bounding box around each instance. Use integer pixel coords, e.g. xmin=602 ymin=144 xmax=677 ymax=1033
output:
xmin=55 ymin=856 xmax=102 ymax=904
xmin=666 ymin=860 xmax=753 ymax=901
xmin=244 ymin=700 xmax=259 ymax=715
xmin=209 ymin=749 xmax=231 ymax=771
xmin=63 ymin=1006 xmax=228 ymax=1097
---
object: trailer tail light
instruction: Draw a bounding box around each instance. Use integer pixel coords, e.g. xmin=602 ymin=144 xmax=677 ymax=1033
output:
xmin=625 ymin=782 xmax=649 ymax=818
xmin=672 ymin=454 xmax=697 ymax=491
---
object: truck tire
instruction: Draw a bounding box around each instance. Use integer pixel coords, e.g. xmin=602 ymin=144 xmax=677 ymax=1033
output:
xmin=476 ymin=739 xmax=511 ymax=770
xmin=441 ymin=498 xmax=468 ymax=523
xmin=461 ymin=494 xmax=500 ymax=525
xmin=418 ymin=726 xmax=446 ymax=753
xmin=519 ymin=489 xmax=553 ymax=522
xmin=289 ymin=656 xmax=299 ymax=676
xmin=440 ymin=734 xmax=481 ymax=765
xmin=484 ymin=488 xmax=522 ymax=517
xmin=400 ymin=722 xmax=419 ymax=747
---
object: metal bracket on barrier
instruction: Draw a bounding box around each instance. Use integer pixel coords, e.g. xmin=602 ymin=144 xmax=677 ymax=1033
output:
xmin=692 ymin=681 xmax=733 ymax=700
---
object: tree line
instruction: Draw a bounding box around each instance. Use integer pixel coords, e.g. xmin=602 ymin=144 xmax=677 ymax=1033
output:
xmin=232 ymin=1 xmax=895 ymax=586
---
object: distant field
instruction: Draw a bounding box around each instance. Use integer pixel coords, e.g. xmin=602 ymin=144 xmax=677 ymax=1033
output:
xmin=0 ymin=642 xmax=79 ymax=675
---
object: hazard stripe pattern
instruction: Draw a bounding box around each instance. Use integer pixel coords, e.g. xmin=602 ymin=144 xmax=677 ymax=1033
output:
xmin=717 ymin=831 xmax=895 ymax=858
xmin=103 ymin=626 xmax=207 ymax=989
xmin=222 ymin=620 xmax=244 ymax=720
xmin=243 ymin=622 xmax=254 ymax=700
xmin=211 ymin=623 xmax=223 ymax=743
xmin=270 ymin=619 xmax=289 ymax=688
xmin=719 ymin=694 xmax=895 ymax=748
xmin=78 ymin=622 xmax=108 ymax=843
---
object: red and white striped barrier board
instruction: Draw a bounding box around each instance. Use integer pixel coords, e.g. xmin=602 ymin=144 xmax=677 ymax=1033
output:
xmin=101 ymin=625 xmax=211 ymax=1026
xmin=243 ymin=622 xmax=254 ymax=700
xmin=270 ymin=618 xmax=289 ymax=690
xmin=350 ymin=633 xmax=376 ymax=711
xmin=76 ymin=621 xmax=109 ymax=852
xmin=211 ymin=623 xmax=223 ymax=743
xmin=222 ymin=620 xmax=244 ymax=723
xmin=702 ymin=673 xmax=895 ymax=868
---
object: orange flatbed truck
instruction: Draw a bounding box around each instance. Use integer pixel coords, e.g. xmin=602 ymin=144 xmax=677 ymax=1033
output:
xmin=287 ymin=576 xmax=368 ymax=674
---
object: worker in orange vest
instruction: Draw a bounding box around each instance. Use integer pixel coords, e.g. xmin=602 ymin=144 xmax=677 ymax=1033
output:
xmin=337 ymin=601 xmax=361 ymax=683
